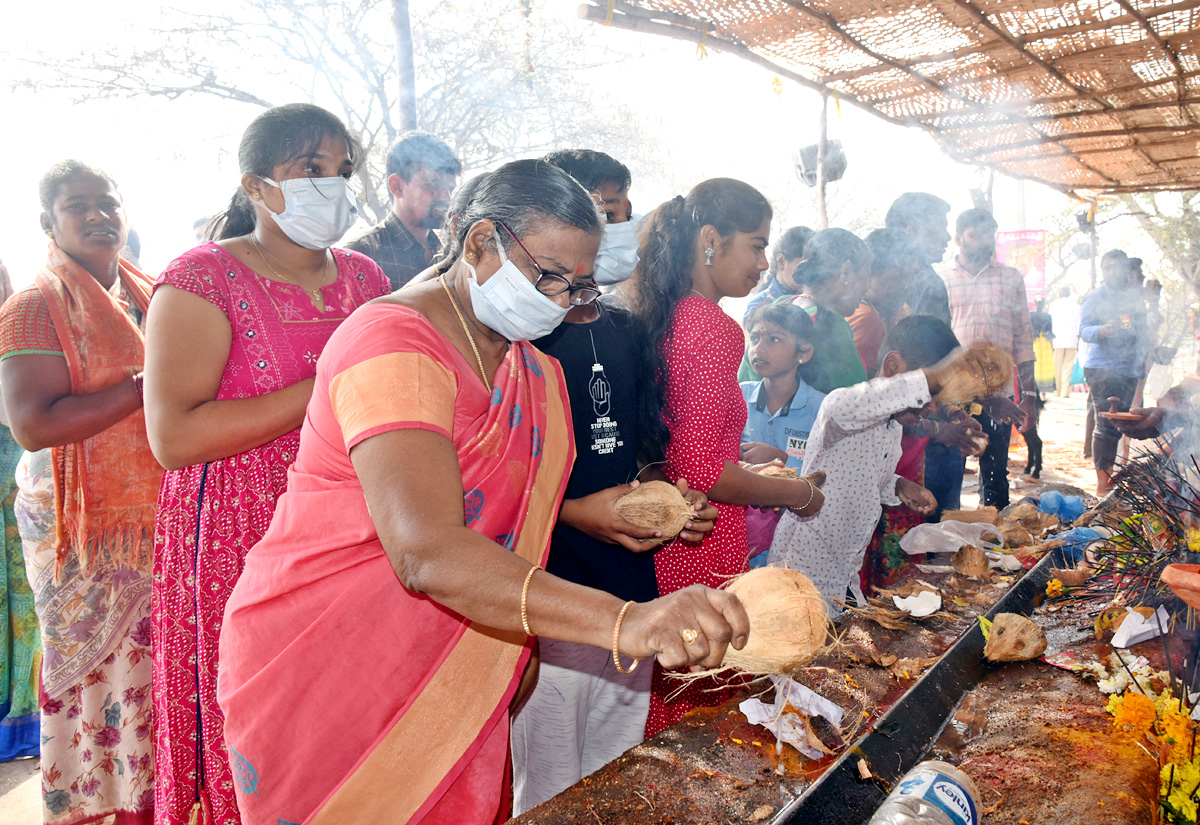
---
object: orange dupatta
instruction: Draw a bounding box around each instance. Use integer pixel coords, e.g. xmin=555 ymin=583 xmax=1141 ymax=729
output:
xmin=34 ymin=242 xmax=163 ymax=578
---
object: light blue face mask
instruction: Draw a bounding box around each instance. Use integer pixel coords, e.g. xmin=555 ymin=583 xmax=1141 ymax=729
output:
xmin=593 ymin=218 xmax=641 ymax=285
xmin=261 ymin=176 xmax=358 ymax=250
xmin=464 ymin=234 xmax=569 ymax=342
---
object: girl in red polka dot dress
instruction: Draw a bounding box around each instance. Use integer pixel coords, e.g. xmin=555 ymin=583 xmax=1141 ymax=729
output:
xmin=629 ymin=179 xmax=826 ymax=735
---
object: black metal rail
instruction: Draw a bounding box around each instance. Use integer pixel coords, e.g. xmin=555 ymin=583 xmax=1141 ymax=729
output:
xmin=772 ymin=548 xmax=1067 ymax=825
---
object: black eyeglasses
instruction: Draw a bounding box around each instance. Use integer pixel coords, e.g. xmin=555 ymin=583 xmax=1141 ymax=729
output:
xmin=496 ymin=222 xmax=601 ymax=306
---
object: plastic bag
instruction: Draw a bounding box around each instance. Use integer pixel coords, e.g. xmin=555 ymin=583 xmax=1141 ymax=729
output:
xmin=1036 ymin=490 xmax=1086 ymax=523
xmin=1146 ymin=362 xmax=1173 ymax=401
xmin=899 ymin=521 xmax=1004 ymax=556
xmin=1051 ymin=526 xmax=1105 ymax=563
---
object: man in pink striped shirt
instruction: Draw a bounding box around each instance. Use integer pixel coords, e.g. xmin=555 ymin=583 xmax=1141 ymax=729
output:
xmin=945 ymin=208 xmax=1038 ymax=508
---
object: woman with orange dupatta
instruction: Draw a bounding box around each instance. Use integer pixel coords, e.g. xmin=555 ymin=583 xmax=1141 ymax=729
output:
xmin=218 ymin=160 xmax=752 ymax=825
xmin=0 ymin=160 xmax=162 ymax=823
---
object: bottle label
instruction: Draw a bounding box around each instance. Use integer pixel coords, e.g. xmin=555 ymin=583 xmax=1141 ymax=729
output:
xmin=894 ymin=768 xmax=978 ymax=825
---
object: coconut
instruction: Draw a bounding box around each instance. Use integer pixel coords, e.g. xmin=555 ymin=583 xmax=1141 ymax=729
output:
xmin=720 ymin=567 xmax=830 ymax=674
xmin=614 ymin=481 xmax=692 ymax=547
xmin=952 ymin=544 xmax=990 ymax=578
xmin=758 ymin=464 xmax=800 ymax=479
xmin=935 ymin=342 xmax=1015 ymax=406
xmin=998 ymin=521 xmax=1033 ymax=548
xmin=1050 ymin=567 xmax=1090 ymax=587
xmin=984 ymin=613 xmax=1047 ymax=662
xmin=941 ymin=506 xmax=999 ymax=525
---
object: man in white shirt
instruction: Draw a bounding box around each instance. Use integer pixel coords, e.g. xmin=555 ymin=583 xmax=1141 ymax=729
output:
xmin=1047 ymin=286 xmax=1082 ymax=397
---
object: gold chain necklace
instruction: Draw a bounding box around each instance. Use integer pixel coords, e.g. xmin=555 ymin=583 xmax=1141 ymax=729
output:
xmin=251 ymin=237 xmax=330 ymax=308
xmin=439 ymin=275 xmax=489 ymax=386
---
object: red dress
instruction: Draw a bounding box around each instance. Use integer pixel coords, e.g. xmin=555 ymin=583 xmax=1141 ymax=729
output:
xmin=648 ymin=296 xmax=749 ymax=736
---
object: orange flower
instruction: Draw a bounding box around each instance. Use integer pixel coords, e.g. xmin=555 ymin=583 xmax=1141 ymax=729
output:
xmin=1109 ymin=690 xmax=1156 ymax=732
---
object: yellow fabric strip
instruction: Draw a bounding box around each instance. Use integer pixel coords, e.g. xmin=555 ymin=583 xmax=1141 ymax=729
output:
xmin=330 ymin=351 xmax=458 ymax=448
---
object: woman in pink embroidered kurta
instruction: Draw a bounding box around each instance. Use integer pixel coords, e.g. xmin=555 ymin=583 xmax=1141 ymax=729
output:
xmin=143 ymin=105 xmax=389 ymax=825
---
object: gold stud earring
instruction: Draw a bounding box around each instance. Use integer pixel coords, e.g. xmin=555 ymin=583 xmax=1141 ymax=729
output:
xmin=465 ymin=252 xmax=477 ymax=262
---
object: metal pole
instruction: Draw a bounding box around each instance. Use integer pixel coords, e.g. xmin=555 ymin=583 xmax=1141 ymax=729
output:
xmin=816 ymin=92 xmax=829 ymax=230
xmin=1089 ymin=219 xmax=1098 ymax=290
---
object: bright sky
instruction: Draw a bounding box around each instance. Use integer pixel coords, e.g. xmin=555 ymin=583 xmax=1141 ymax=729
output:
xmin=0 ymin=0 xmax=1102 ymax=293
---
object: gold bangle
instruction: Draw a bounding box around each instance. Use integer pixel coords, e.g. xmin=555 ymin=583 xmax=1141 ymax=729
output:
xmin=520 ymin=565 xmax=542 ymax=636
xmin=788 ymin=478 xmax=815 ymax=515
xmin=612 ymin=600 xmax=639 ymax=675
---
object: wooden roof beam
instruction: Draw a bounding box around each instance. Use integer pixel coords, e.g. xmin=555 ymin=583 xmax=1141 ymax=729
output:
xmin=1017 ymin=0 xmax=1200 ymax=44
xmin=576 ymin=2 xmax=908 ymax=131
xmin=930 ymin=97 xmax=1200 ymax=131
xmin=800 ymin=0 xmax=1200 ymax=84
xmin=966 ymin=123 xmax=1200 ymax=159
xmin=776 ymin=0 xmax=976 ymax=104
xmin=1111 ymin=0 xmax=1198 ymax=126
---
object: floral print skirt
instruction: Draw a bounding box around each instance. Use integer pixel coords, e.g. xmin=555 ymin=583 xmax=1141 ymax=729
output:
xmin=17 ymin=449 xmax=154 ymax=824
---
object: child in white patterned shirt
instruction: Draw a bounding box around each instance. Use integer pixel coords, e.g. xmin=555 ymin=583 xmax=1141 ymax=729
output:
xmin=768 ymin=315 xmax=966 ymax=614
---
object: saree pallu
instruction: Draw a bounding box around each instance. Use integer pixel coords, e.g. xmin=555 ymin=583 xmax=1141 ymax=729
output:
xmin=34 ymin=243 xmax=161 ymax=580
xmin=218 ymin=303 xmax=574 ymax=825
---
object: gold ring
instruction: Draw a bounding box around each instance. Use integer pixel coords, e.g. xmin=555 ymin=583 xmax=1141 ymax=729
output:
xmin=681 ymin=628 xmax=700 ymax=645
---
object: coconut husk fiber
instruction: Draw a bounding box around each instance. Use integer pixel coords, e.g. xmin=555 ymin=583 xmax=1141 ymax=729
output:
xmin=935 ymin=342 xmax=1015 ymax=407
xmin=614 ymin=481 xmax=692 ymax=547
xmin=952 ymin=544 xmax=990 ymax=578
xmin=719 ymin=567 xmax=830 ymax=674
xmin=984 ymin=613 xmax=1047 ymax=662
xmin=941 ymin=506 xmax=999 ymax=525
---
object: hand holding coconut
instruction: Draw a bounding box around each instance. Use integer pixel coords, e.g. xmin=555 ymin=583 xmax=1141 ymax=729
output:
xmin=924 ymin=342 xmax=1015 ymax=408
xmin=896 ymin=477 xmax=937 ymax=515
xmin=617 ymin=584 xmax=752 ymax=671
xmin=929 ymin=412 xmax=988 ymax=457
xmin=564 ymin=478 xmax=717 ymax=551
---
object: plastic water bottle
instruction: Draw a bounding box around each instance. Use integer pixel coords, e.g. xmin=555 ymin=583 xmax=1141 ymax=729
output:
xmin=867 ymin=760 xmax=981 ymax=825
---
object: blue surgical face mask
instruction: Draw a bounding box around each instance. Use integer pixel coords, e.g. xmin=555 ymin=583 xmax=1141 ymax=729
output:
xmin=464 ymin=234 xmax=569 ymax=342
xmin=593 ymin=218 xmax=641 ymax=285
xmin=261 ymin=176 xmax=358 ymax=250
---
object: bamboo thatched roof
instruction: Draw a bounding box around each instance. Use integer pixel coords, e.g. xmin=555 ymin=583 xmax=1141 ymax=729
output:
xmin=579 ymin=0 xmax=1200 ymax=197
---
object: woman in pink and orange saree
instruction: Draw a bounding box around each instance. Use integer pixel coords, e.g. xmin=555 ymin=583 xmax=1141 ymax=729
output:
xmin=217 ymin=160 xmax=752 ymax=825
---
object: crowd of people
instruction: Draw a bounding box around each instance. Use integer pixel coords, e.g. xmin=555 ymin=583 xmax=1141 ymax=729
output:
xmin=0 ymin=100 xmax=1161 ymax=825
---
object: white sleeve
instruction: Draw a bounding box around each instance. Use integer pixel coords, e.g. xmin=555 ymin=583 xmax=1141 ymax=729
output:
xmin=822 ymin=371 xmax=931 ymax=436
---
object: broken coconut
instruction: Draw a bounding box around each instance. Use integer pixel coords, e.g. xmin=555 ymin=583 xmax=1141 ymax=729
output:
xmin=891 ymin=589 xmax=943 ymax=617
xmin=934 ymin=342 xmax=1015 ymax=407
xmin=720 ymin=567 xmax=830 ymax=673
xmin=613 ymin=481 xmax=692 ymax=547
xmin=758 ymin=464 xmax=800 ymax=479
xmin=998 ymin=521 xmax=1033 ymax=548
xmin=952 ymin=544 xmax=990 ymax=578
xmin=984 ymin=612 xmax=1047 ymax=662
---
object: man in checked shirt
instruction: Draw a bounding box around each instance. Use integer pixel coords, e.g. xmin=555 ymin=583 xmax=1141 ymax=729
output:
xmin=945 ymin=208 xmax=1038 ymax=508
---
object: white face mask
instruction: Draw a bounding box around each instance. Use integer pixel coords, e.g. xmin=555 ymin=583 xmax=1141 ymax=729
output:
xmin=593 ymin=218 xmax=641 ymax=285
xmin=464 ymin=234 xmax=569 ymax=342
xmin=261 ymin=176 xmax=358 ymax=250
